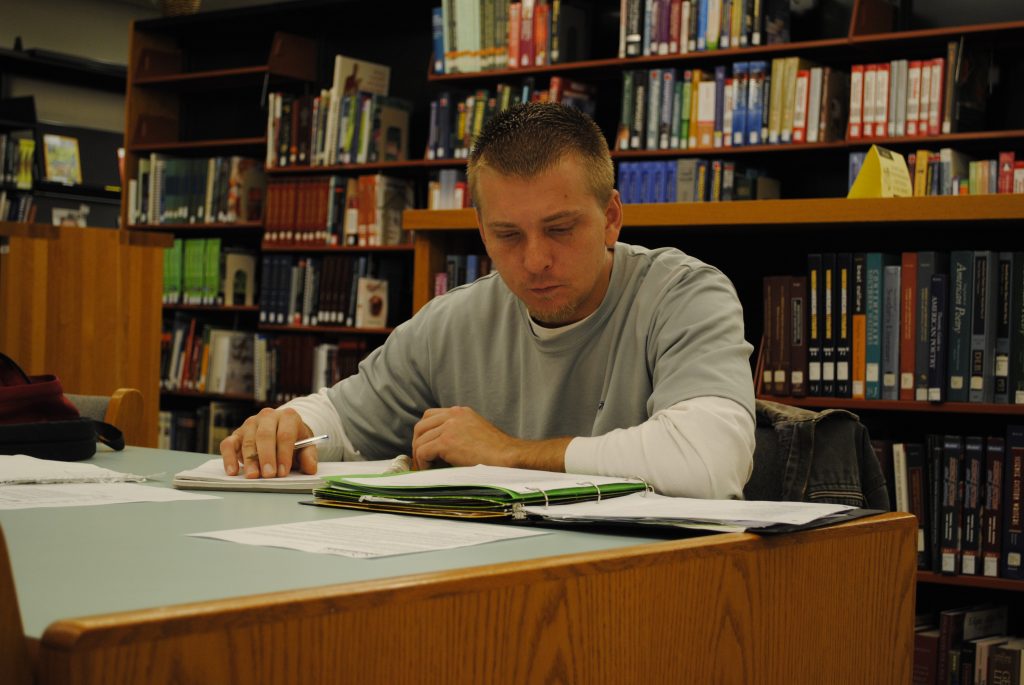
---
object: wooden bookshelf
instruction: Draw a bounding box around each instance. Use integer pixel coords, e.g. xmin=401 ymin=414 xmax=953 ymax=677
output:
xmin=260 ymin=243 xmax=413 ymax=253
xmin=160 ymin=389 xmax=256 ymax=402
xmin=917 ymin=571 xmax=1024 ymax=592
xmin=163 ymin=304 xmax=260 ymax=313
xmin=265 ymin=159 xmax=466 ymax=175
xmin=129 ymin=222 xmax=264 ymax=232
xmin=257 ymin=324 xmax=394 ymax=335
xmin=759 ymin=395 xmax=1024 ymax=415
xmin=127 ymin=137 xmax=266 ymax=154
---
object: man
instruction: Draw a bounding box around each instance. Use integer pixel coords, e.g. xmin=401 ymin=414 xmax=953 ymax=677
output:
xmin=221 ymin=103 xmax=755 ymax=498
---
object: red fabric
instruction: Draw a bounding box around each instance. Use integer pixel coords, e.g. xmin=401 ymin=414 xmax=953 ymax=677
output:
xmin=0 ymin=354 xmax=81 ymax=425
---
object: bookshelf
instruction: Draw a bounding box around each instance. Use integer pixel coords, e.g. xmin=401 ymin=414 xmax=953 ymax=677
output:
xmin=403 ymin=0 xmax=1024 ymax=663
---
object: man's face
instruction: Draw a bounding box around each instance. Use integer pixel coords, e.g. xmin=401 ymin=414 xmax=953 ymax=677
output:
xmin=475 ymin=155 xmax=622 ymax=326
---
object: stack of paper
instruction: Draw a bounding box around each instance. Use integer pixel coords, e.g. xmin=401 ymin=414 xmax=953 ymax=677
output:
xmin=0 ymin=454 xmax=146 ymax=485
xmin=312 ymin=465 xmax=650 ymax=518
xmin=173 ymin=458 xmax=408 ymax=493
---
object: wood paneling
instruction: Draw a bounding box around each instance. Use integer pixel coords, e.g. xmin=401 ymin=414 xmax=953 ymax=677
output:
xmin=35 ymin=512 xmax=915 ymax=685
xmin=0 ymin=224 xmax=170 ymax=446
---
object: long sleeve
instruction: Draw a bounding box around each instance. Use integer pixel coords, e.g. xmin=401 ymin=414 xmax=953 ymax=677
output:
xmin=564 ymin=396 xmax=754 ymax=499
xmin=280 ymin=387 xmax=367 ymax=462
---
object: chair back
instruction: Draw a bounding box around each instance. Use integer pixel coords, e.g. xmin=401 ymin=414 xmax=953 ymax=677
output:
xmin=68 ymin=387 xmax=145 ymax=447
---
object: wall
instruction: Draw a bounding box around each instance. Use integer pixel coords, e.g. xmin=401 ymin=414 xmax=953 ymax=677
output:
xmin=0 ymin=0 xmax=160 ymax=131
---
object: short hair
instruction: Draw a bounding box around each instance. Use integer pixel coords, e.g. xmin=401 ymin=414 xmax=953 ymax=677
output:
xmin=467 ymin=102 xmax=614 ymax=209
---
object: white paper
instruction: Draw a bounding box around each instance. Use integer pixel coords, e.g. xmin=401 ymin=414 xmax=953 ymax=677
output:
xmin=0 ymin=482 xmax=218 ymax=510
xmin=173 ymin=457 xmax=409 ymax=493
xmin=191 ymin=512 xmax=548 ymax=559
xmin=0 ymin=453 xmax=147 ymax=485
xmin=338 ymin=464 xmax=639 ymax=494
xmin=522 ymin=492 xmax=854 ymax=528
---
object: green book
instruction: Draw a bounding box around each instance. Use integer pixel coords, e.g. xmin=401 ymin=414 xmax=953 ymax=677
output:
xmin=313 ymin=465 xmax=649 ymax=519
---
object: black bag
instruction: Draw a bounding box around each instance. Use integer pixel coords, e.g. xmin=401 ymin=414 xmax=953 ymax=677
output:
xmin=0 ymin=352 xmax=124 ymax=461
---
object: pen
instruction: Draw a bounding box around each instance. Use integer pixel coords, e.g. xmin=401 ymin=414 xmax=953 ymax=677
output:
xmin=293 ymin=434 xmax=329 ymax=449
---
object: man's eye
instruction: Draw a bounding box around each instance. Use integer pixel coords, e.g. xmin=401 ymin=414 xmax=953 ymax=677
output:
xmin=548 ymin=226 xmax=572 ymax=234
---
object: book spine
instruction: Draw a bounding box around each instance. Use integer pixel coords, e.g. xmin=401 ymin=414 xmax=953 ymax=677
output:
xmin=899 ymin=252 xmax=917 ymax=401
xmin=789 ymin=275 xmax=808 ymax=397
xmin=940 ymin=435 xmax=964 ymax=575
xmin=807 ymin=253 xmax=822 ymax=396
xmin=928 ymin=273 xmax=949 ymax=402
xmin=865 ymin=252 xmax=884 ymax=400
xmin=904 ymin=443 xmax=929 ymax=569
xmin=983 ymin=436 xmax=1005 ymax=577
xmin=948 ymin=251 xmax=974 ymax=403
xmin=969 ymin=251 xmax=998 ymax=403
xmin=960 ymin=436 xmax=984 ymax=575
xmin=1003 ymin=425 xmax=1024 ymax=579
xmin=851 ymin=253 xmax=867 ymax=400
xmin=821 ymin=253 xmax=836 ymax=396
xmin=835 ymin=253 xmax=852 ymax=397
xmin=881 ymin=263 xmax=901 ymax=401
xmin=916 ymin=252 xmax=947 ymax=401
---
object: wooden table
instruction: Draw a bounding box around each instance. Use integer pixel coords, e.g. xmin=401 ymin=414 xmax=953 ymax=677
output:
xmin=1 ymin=447 xmax=916 ymax=684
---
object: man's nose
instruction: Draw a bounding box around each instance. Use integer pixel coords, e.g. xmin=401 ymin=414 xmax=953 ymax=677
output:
xmin=523 ymin=236 xmax=553 ymax=273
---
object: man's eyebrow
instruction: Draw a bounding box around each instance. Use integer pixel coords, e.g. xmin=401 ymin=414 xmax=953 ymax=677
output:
xmin=486 ymin=210 xmax=583 ymax=229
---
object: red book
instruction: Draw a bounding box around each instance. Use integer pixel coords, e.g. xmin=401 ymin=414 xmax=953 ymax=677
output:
xmin=998 ymin=152 xmax=1015 ymax=194
xmin=508 ymin=3 xmax=521 ymax=69
xmin=899 ymin=251 xmax=917 ymax=401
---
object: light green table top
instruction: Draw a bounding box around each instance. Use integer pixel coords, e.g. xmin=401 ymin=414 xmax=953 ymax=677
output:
xmin=1 ymin=447 xmax=680 ymax=639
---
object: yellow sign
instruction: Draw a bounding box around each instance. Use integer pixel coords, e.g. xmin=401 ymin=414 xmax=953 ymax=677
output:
xmin=847 ymin=145 xmax=913 ymax=199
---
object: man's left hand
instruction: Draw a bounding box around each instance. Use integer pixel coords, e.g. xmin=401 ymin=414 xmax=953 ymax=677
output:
xmin=411 ymin=406 xmax=569 ymax=472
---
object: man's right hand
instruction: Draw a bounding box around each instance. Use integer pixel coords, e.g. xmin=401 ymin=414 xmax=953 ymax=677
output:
xmin=219 ymin=407 xmax=318 ymax=478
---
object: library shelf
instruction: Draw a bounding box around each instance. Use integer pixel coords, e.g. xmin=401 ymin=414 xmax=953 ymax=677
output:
xmin=129 ymin=222 xmax=263 ymax=232
xmin=160 ymin=389 xmax=255 ymax=402
xmin=162 ymin=304 xmax=260 ymax=313
xmin=849 ymin=19 xmax=1024 ymax=44
xmin=257 ymin=324 xmax=394 ymax=335
xmin=128 ymin=137 xmax=266 ymax=154
xmin=133 ymin=65 xmax=281 ymax=91
xmin=917 ymin=572 xmax=1024 ymax=592
xmin=757 ymin=396 xmax=1024 ymax=416
xmin=405 ymin=196 xmax=1024 ymax=231
xmin=0 ymin=220 xmax=59 ymax=240
xmin=260 ymin=243 xmax=413 ymax=253
xmin=426 ymin=37 xmax=852 ymax=83
xmin=266 ymin=159 xmax=466 ymax=175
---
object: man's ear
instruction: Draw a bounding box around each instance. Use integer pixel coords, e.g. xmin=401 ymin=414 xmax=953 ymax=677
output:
xmin=604 ymin=189 xmax=623 ymax=248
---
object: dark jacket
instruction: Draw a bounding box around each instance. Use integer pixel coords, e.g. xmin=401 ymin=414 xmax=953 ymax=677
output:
xmin=743 ymin=399 xmax=890 ymax=510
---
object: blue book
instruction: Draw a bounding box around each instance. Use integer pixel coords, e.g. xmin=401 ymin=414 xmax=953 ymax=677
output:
xmin=731 ymin=62 xmax=749 ymax=146
xmin=969 ymin=250 xmax=998 ymax=403
xmin=865 ymin=252 xmax=898 ymax=400
xmin=696 ymin=0 xmax=708 ymax=51
xmin=431 ymin=7 xmax=445 ymax=74
xmin=713 ymin=65 xmax=726 ymax=148
xmin=664 ymin=161 xmax=677 ymax=202
xmin=746 ymin=61 xmax=767 ymax=145
xmin=928 ymin=273 xmax=950 ymax=402
xmin=848 ymin=152 xmax=867 ymax=190
xmin=651 ymin=162 xmax=665 ymax=203
xmin=947 ymin=250 xmax=975 ymax=403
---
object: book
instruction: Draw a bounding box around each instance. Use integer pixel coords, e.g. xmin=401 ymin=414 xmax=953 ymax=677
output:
xmin=172 ymin=457 xmax=406 ymax=493
xmin=41 ymin=133 xmax=82 ymax=185
xmin=969 ymin=251 xmax=998 ymax=403
xmin=948 ymin=251 xmax=975 ymax=403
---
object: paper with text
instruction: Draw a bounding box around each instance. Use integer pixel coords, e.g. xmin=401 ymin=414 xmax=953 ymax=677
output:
xmin=0 ymin=482 xmax=217 ymax=510
xmin=191 ymin=513 xmax=547 ymax=558
xmin=173 ymin=457 xmax=409 ymax=492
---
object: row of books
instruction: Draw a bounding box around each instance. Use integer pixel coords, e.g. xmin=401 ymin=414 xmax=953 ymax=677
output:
xmin=614 ymin=60 xmax=848 ymax=153
xmin=258 ymin=334 xmax=371 ymax=404
xmin=617 ymin=158 xmax=779 ymax=204
xmin=427 ymin=168 xmax=470 ymax=210
xmin=847 ymin=40 xmax=989 ymax=142
xmin=258 ymin=253 xmax=407 ymax=329
xmin=162 ymin=239 xmax=256 ymax=306
xmin=432 ymin=1 xmax=590 ymax=75
xmin=263 ymin=174 xmax=413 ymax=247
xmin=877 ymin=430 xmax=1024 ymax=580
xmin=433 ymin=252 xmax=494 ymax=296
xmin=426 ymin=76 xmax=595 ymax=161
xmin=908 ymin=149 xmax=1024 ymax=197
xmin=157 ymin=402 xmax=250 ymax=454
xmin=619 ymin=0 xmax=794 ymax=58
xmin=128 ymin=154 xmax=264 ymax=226
xmin=0 ymin=133 xmax=34 ymax=189
xmin=759 ymin=251 xmax=1024 ymax=403
xmin=265 ymin=54 xmax=407 ymax=169
xmin=265 ymin=91 xmax=410 ymax=170
xmin=0 ymin=190 xmax=34 ymax=223
xmin=161 ymin=315 xmax=255 ymax=394
xmin=913 ymin=604 xmax=1010 ymax=685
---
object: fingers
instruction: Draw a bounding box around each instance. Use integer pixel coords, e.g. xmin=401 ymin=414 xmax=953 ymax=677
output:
xmin=221 ymin=407 xmax=314 ymax=478
xmin=295 ymin=444 xmax=319 ymax=474
xmin=219 ymin=429 xmax=242 ymax=475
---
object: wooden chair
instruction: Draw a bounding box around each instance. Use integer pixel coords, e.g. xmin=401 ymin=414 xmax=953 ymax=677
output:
xmin=67 ymin=388 xmax=145 ymax=447
xmin=0 ymin=526 xmax=32 ymax=685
